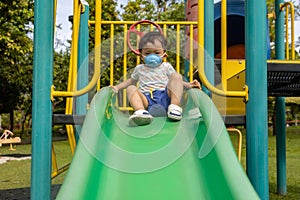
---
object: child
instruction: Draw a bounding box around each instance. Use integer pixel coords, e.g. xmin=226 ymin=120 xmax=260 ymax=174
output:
xmin=111 ymin=31 xmax=200 ymax=126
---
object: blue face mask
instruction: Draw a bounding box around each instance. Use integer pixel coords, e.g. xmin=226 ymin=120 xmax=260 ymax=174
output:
xmin=143 ymin=54 xmax=164 ymax=68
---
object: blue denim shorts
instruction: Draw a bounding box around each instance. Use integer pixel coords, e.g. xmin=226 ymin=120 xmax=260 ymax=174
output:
xmin=143 ymin=89 xmax=170 ymax=116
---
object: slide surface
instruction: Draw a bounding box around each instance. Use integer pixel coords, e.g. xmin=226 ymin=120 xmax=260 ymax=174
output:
xmin=56 ymin=87 xmax=259 ymax=200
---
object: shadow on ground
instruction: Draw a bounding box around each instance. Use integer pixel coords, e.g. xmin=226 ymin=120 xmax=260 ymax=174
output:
xmin=0 ymin=184 xmax=61 ymax=200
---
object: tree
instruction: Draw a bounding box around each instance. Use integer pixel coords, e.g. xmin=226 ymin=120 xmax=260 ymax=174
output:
xmin=120 ymin=0 xmax=184 ymax=22
xmin=52 ymin=50 xmax=71 ymax=113
xmin=86 ymin=0 xmax=120 ymax=50
xmin=0 ymin=0 xmax=34 ymax=129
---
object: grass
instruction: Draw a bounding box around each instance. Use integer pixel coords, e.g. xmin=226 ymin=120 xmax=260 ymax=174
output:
xmin=228 ymin=126 xmax=300 ymax=200
xmin=0 ymin=126 xmax=299 ymax=199
xmin=0 ymin=140 xmax=72 ymax=190
xmin=267 ymin=126 xmax=300 ymax=200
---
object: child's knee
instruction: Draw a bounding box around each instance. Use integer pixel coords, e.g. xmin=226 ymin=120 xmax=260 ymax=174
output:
xmin=170 ymin=72 xmax=183 ymax=81
xmin=126 ymin=85 xmax=138 ymax=95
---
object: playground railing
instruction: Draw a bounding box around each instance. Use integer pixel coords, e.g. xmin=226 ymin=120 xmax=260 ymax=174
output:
xmin=279 ymin=1 xmax=295 ymax=60
xmin=50 ymin=0 xmax=249 ymax=103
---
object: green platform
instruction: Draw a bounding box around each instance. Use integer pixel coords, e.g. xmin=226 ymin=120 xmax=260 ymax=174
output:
xmin=56 ymin=87 xmax=259 ymax=200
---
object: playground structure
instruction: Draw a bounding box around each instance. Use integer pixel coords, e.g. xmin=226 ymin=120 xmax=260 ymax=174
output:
xmin=31 ymin=0 xmax=300 ymax=200
xmin=0 ymin=129 xmax=21 ymax=151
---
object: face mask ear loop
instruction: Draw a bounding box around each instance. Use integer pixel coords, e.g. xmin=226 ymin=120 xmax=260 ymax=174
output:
xmin=161 ymin=52 xmax=167 ymax=62
xmin=140 ymin=53 xmax=145 ymax=58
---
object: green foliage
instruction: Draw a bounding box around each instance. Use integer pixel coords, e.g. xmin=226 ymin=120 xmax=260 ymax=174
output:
xmin=83 ymin=0 xmax=120 ymax=88
xmin=53 ymin=50 xmax=70 ymax=113
xmin=121 ymin=0 xmax=156 ymax=21
xmin=86 ymin=0 xmax=120 ymax=50
xmin=0 ymin=0 xmax=34 ymax=114
xmin=121 ymin=0 xmax=184 ymax=21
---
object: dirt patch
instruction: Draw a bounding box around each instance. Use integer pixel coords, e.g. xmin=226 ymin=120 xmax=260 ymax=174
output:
xmin=0 ymin=154 xmax=31 ymax=164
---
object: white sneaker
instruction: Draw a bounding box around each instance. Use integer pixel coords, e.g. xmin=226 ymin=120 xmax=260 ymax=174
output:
xmin=129 ymin=110 xmax=153 ymax=126
xmin=167 ymin=104 xmax=182 ymax=121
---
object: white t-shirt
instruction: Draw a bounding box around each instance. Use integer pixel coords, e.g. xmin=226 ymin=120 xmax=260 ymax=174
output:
xmin=131 ymin=62 xmax=175 ymax=93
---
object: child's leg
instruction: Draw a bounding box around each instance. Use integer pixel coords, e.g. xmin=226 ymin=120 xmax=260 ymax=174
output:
xmin=167 ymin=72 xmax=183 ymax=106
xmin=167 ymin=73 xmax=183 ymax=120
xmin=126 ymin=85 xmax=149 ymax=111
xmin=127 ymin=85 xmax=153 ymax=126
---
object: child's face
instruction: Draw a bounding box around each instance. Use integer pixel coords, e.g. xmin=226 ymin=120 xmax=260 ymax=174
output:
xmin=140 ymin=39 xmax=165 ymax=58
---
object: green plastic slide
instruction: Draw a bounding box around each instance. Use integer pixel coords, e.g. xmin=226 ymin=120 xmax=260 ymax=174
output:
xmin=56 ymin=87 xmax=259 ymax=200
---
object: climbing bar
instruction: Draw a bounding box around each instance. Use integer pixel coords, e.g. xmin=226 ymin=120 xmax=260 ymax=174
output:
xmin=227 ymin=128 xmax=243 ymax=161
xmin=280 ymin=2 xmax=295 ymax=60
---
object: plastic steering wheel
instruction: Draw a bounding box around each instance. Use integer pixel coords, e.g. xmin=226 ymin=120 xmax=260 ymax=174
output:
xmin=127 ymin=20 xmax=164 ymax=55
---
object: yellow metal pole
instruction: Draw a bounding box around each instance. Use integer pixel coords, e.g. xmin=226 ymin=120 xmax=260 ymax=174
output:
xmin=189 ymin=24 xmax=194 ymax=82
xmin=291 ymin=3 xmax=295 ymax=59
xmin=221 ymin=0 xmax=227 ymax=90
xmin=123 ymin=24 xmax=128 ymax=107
xmin=163 ymin=24 xmax=167 ymax=63
xmin=64 ymin=0 xmax=83 ymax=155
xmin=198 ymin=0 xmax=204 ymax=88
xmin=54 ymin=0 xmax=57 ymax=34
xmin=198 ymin=0 xmax=204 ymax=52
xmin=72 ymin=1 xmax=80 ymax=92
xmin=136 ymin=24 xmax=141 ymax=65
xmin=110 ymin=24 xmax=114 ymax=86
xmin=96 ymin=0 xmax=102 ymax=91
xmin=176 ymin=24 xmax=180 ymax=72
xmin=51 ymin=144 xmax=58 ymax=175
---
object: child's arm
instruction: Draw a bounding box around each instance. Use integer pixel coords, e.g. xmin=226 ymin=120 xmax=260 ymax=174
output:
xmin=183 ymin=79 xmax=201 ymax=89
xmin=110 ymin=78 xmax=137 ymax=93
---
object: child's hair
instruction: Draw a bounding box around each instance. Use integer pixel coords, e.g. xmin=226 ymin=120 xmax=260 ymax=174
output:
xmin=138 ymin=31 xmax=167 ymax=52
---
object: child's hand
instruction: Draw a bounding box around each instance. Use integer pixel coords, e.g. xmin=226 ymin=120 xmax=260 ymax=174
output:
xmin=190 ymin=80 xmax=201 ymax=89
xmin=109 ymin=85 xmax=119 ymax=93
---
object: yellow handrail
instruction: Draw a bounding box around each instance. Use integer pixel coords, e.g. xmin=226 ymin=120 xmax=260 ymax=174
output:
xmin=227 ymin=128 xmax=243 ymax=161
xmin=89 ymin=21 xmax=198 ymax=25
xmin=280 ymin=2 xmax=295 ymax=60
xmin=267 ymin=59 xmax=300 ymax=64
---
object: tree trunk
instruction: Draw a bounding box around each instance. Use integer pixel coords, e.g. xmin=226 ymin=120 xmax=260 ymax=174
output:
xmin=21 ymin=115 xmax=27 ymax=139
xmin=10 ymin=110 xmax=14 ymax=131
